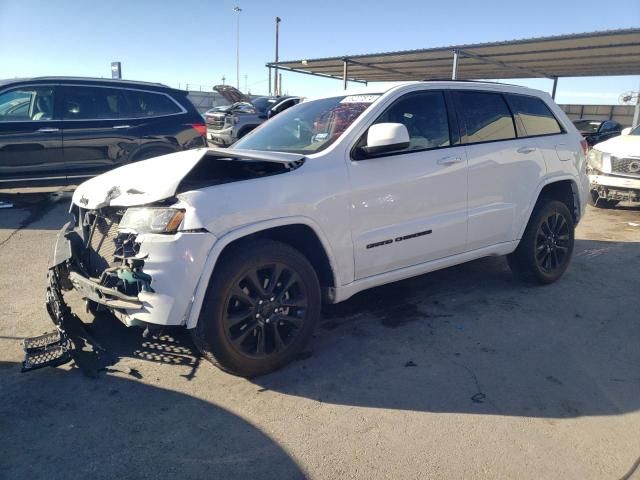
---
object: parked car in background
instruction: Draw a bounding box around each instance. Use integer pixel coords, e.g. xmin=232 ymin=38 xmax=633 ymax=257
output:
xmin=587 ymin=125 xmax=640 ymax=208
xmin=573 ymin=118 xmax=624 ymax=147
xmin=207 ymin=85 xmax=300 ymax=146
xmin=45 ymin=81 xmax=588 ymax=377
xmin=0 ymin=77 xmax=207 ymax=188
xmin=202 ymin=105 xmax=231 ymax=122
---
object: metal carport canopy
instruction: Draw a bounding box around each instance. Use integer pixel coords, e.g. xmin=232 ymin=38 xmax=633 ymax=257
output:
xmin=267 ymin=28 xmax=640 ymax=90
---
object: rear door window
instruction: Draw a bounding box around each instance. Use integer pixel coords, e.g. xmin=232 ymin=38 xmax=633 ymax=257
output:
xmin=454 ymin=91 xmax=516 ymax=144
xmin=62 ymin=86 xmax=126 ymax=120
xmin=124 ymin=90 xmax=182 ymax=118
xmin=372 ymin=91 xmax=451 ymax=151
xmin=505 ymin=94 xmax=562 ymax=137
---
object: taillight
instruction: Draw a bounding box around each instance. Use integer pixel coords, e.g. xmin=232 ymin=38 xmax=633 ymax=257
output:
xmin=580 ymin=139 xmax=589 ymax=156
xmin=191 ymin=123 xmax=207 ymax=137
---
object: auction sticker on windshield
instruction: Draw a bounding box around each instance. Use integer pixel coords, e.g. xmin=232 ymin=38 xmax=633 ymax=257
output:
xmin=340 ymin=95 xmax=381 ymax=104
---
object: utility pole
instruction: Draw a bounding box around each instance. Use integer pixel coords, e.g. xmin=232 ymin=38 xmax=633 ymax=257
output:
xmin=274 ymin=16 xmax=281 ymax=96
xmin=234 ymin=6 xmax=242 ymax=89
xmin=633 ymin=81 xmax=640 ymax=128
xmin=244 ymin=74 xmax=248 ymax=93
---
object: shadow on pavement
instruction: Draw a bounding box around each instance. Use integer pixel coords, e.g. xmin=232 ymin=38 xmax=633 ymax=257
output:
xmin=0 ymin=360 xmax=305 ymax=480
xmin=12 ymin=238 xmax=640 ymax=423
xmin=249 ymin=238 xmax=640 ymax=419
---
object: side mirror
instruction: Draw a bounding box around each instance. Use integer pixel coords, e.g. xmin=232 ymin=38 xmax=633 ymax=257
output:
xmin=266 ymin=109 xmax=275 ymax=119
xmin=621 ymin=127 xmax=632 ymax=136
xmin=359 ymin=123 xmax=410 ymax=158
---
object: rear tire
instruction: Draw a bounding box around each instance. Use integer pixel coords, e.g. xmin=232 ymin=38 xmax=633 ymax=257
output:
xmin=191 ymin=240 xmax=321 ymax=377
xmin=508 ymin=200 xmax=575 ymax=284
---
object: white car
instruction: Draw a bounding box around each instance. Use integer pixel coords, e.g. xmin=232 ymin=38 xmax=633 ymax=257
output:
xmin=587 ymin=126 xmax=640 ymax=207
xmin=45 ymin=81 xmax=588 ymax=376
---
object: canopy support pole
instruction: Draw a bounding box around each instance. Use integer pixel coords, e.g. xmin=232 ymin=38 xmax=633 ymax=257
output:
xmin=633 ymin=80 xmax=640 ymax=128
xmin=551 ymin=77 xmax=558 ymax=99
xmin=451 ymin=50 xmax=459 ymax=80
xmin=343 ymin=59 xmax=349 ymax=90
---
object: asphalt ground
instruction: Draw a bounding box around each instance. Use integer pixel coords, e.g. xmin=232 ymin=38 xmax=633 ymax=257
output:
xmin=1 ymin=187 xmax=639 ymax=479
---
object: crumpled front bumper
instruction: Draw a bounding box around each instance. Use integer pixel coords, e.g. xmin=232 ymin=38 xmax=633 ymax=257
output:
xmin=589 ymin=172 xmax=640 ymax=203
xmin=50 ymin=220 xmax=217 ymax=328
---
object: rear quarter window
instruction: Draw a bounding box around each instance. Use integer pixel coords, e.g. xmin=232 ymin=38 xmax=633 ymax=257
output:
xmin=124 ymin=91 xmax=182 ymax=118
xmin=454 ymin=91 xmax=516 ymax=144
xmin=505 ymin=94 xmax=562 ymax=137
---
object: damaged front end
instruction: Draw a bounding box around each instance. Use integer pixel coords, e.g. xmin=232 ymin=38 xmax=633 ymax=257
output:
xmin=68 ymin=206 xmax=154 ymax=310
xmin=22 ymin=147 xmax=306 ymax=372
xmin=22 ymin=206 xmax=155 ymax=371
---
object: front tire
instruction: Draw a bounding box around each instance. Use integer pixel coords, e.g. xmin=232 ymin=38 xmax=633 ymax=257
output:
xmin=508 ymin=200 xmax=575 ymax=284
xmin=192 ymin=240 xmax=321 ymax=377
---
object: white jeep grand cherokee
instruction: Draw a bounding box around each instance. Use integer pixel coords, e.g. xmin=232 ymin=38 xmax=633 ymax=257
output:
xmin=50 ymin=81 xmax=589 ymax=376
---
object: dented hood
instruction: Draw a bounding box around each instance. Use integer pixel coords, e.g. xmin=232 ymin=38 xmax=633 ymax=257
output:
xmin=71 ymin=148 xmax=305 ymax=209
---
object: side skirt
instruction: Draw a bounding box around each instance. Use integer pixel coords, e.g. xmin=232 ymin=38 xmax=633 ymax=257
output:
xmin=326 ymin=241 xmax=519 ymax=304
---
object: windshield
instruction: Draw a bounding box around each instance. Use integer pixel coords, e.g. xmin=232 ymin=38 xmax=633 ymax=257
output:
xmin=234 ymin=95 xmax=380 ymax=154
xmin=573 ymin=120 xmax=602 ymax=133
xmin=630 ymin=125 xmax=640 ymax=135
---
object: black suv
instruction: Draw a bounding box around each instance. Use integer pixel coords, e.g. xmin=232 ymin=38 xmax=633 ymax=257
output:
xmin=0 ymin=77 xmax=207 ymax=188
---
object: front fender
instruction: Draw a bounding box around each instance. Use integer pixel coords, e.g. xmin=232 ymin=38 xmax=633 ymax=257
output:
xmin=183 ymin=216 xmax=340 ymax=329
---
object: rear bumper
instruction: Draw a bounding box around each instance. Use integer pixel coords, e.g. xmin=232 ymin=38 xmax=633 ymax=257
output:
xmin=50 ymin=220 xmax=217 ymax=328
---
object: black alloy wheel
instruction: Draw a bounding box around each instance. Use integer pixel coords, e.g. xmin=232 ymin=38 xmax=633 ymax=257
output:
xmin=192 ymin=240 xmax=321 ymax=377
xmin=223 ymin=263 xmax=308 ymax=358
xmin=507 ymin=200 xmax=575 ymax=284
xmin=535 ymin=212 xmax=571 ymax=274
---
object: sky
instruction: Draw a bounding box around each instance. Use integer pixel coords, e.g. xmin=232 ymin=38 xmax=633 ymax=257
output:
xmin=0 ymin=0 xmax=638 ymax=104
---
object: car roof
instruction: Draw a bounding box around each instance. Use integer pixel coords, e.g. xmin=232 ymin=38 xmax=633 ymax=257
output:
xmin=0 ymin=76 xmax=185 ymax=93
xmin=309 ymin=80 xmax=551 ymax=102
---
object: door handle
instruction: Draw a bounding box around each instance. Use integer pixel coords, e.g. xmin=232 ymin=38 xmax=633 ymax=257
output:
xmin=113 ymin=125 xmax=131 ymax=129
xmin=437 ymin=156 xmax=463 ymax=166
xmin=37 ymin=127 xmax=59 ymax=133
xmin=517 ymin=146 xmax=537 ymax=154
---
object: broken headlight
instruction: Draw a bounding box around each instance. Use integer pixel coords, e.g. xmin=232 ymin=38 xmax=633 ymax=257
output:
xmin=587 ymin=149 xmax=609 ymax=172
xmin=119 ymin=208 xmax=185 ymax=234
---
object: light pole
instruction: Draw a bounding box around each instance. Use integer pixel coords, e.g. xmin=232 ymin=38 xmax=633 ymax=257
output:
xmin=233 ymin=6 xmax=242 ymax=90
xmin=274 ymin=16 xmax=281 ymax=96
